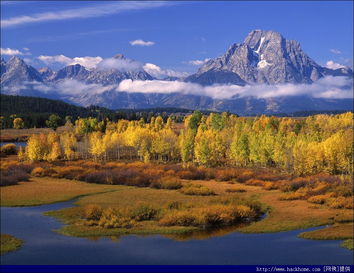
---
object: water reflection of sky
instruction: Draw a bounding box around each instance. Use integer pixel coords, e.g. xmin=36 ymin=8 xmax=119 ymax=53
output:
xmin=1 ymin=200 xmax=353 ymax=265
xmin=0 ymin=142 xmax=27 ymax=147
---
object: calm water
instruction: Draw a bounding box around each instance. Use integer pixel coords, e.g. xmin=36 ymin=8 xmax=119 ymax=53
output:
xmin=0 ymin=199 xmax=353 ymax=265
xmin=0 ymin=142 xmax=27 ymax=147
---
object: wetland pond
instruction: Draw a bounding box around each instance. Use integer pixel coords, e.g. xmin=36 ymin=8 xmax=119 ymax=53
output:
xmin=1 ymin=199 xmax=353 ymax=265
xmin=0 ymin=142 xmax=27 ymax=148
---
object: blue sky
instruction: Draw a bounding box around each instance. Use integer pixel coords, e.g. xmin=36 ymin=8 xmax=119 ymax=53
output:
xmin=1 ymin=1 xmax=353 ymax=75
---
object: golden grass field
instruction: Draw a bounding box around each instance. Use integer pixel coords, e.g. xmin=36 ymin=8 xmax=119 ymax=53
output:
xmin=0 ymin=177 xmax=118 ymax=206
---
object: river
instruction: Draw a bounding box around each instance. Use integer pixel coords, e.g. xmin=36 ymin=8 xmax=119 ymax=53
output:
xmin=1 ymin=199 xmax=353 ymax=265
xmin=0 ymin=142 xmax=27 ymax=148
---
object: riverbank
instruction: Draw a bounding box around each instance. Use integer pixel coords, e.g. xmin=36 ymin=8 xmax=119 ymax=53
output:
xmin=299 ymin=223 xmax=354 ymax=250
xmin=1 ymin=176 xmax=352 ymax=246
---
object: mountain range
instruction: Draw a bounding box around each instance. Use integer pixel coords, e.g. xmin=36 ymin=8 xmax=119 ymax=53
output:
xmin=1 ymin=30 xmax=353 ymax=115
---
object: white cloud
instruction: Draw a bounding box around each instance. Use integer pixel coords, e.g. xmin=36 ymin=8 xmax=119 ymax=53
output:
xmin=325 ymin=60 xmax=346 ymax=70
xmin=1 ymin=2 xmax=171 ymax=28
xmin=23 ymin=47 xmax=30 ymax=51
xmin=188 ymin=58 xmax=210 ymax=66
xmin=3 ymin=76 xmax=352 ymax=101
xmin=116 ymin=76 xmax=352 ymax=99
xmin=38 ymin=54 xmax=71 ymax=64
xmin=56 ymin=79 xmax=113 ymax=95
xmin=1 ymin=47 xmax=24 ymax=55
xmin=129 ymin=39 xmax=155 ymax=46
xmin=330 ymin=49 xmax=342 ymax=54
xmin=143 ymin=63 xmax=188 ymax=79
xmin=96 ymin=57 xmax=142 ymax=72
xmin=38 ymin=54 xmax=103 ymax=69
xmin=71 ymin=56 xmax=103 ymax=69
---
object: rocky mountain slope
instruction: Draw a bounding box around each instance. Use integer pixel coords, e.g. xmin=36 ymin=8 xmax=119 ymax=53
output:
xmin=186 ymin=30 xmax=352 ymax=85
xmin=1 ymin=30 xmax=352 ymax=114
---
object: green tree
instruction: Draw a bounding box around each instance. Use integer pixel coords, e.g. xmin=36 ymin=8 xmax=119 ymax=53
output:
xmin=46 ymin=114 xmax=61 ymax=130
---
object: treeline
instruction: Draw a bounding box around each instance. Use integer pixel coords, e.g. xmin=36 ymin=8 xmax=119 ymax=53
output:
xmin=273 ymin=110 xmax=351 ymax=117
xmin=20 ymin=111 xmax=353 ymax=175
xmin=0 ymin=94 xmax=215 ymax=128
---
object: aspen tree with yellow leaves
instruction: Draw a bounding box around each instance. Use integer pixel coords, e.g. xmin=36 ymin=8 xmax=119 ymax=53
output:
xmin=15 ymin=111 xmax=352 ymax=175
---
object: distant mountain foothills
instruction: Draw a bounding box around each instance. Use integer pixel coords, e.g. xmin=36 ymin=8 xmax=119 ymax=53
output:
xmin=0 ymin=94 xmax=217 ymax=128
xmin=1 ymin=30 xmax=353 ymax=114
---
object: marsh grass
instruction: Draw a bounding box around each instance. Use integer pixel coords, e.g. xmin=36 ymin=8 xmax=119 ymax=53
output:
xmin=0 ymin=177 xmax=119 ymax=206
xmin=0 ymin=234 xmax=23 ymax=255
xmin=341 ymin=239 xmax=353 ymax=250
xmin=298 ymin=223 xmax=354 ymax=240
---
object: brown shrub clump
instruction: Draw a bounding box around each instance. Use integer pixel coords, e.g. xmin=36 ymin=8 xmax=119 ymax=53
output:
xmin=326 ymin=197 xmax=353 ymax=209
xmin=225 ymin=188 xmax=247 ymax=193
xmin=179 ymin=184 xmax=215 ymax=196
xmin=31 ymin=167 xmax=45 ymax=177
xmin=150 ymin=176 xmax=182 ymax=190
xmin=1 ymin=144 xmax=17 ymax=156
xmin=0 ymin=164 xmax=33 ymax=186
xmin=83 ymin=204 xmax=103 ymax=220
xmin=159 ymin=204 xmax=256 ymax=228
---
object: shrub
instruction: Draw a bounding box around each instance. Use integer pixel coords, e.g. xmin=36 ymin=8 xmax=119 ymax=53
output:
xmin=225 ymin=188 xmax=247 ymax=193
xmin=0 ymin=174 xmax=22 ymax=186
xmin=98 ymin=208 xmax=135 ymax=229
xmin=124 ymin=174 xmax=151 ymax=187
xmin=166 ymin=201 xmax=182 ymax=210
xmin=165 ymin=169 xmax=176 ymax=176
xmin=0 ymin=164 xmax=31 ymax=186
xmin=8 ymin=164 xmax=34 ymax=174
xmin=262 ymin=181 xmax=278 ymax=190
xmin=327 ymin=197 xmax=353 ymax=209
xmin=1 ymin=144 xmax=17 ymax=155
xmin=215 ymin=169 xmax=238 ymax=181
xmin=54 ymin=166 xmax=86 ymax=180
xmin=179 ymin=184 xmax=215 ymax=196
xmin=131 ymin=204 xmax=158 ymax=221
xmin=245 ymin=179 xmax=266 ymax=187
xmin=83 ymin=204 xmax=103 ymax=220
xmin=150 ymin=176 xmax=182 ymax=190
xmin=309 ymin=182 xmax=331 ymax=196
xmin=211 ymin=196 xmax=264 ymax=214
xmin=111 ymin=169 xmax=143 ymax=186
xmin=278 ymin=178 xmax=310 ymax=192
xmin=142 ymin=168 xmax=164 ymax=178
xmin=278 ymin=191 xmax=306 ymax=201
xmin=307 ymin=194 xmax=329 ymax=204
xmin=237 ymin=170 xmax=254 ymax=183
xmin=103 ymin=162 xmax=126 ymax=169
xmin=176 ymin=168 xmax=206 ymax=180
xmin=200 ymin=205 xmax=236 ymax=226
xmin=159 ymin=204 xmax=256 ymax=228
xmin=31 ymin=167 xmax=45 ymax=177
xmin=331 ymin=184 xmax=353 ymax=197
xmin=83 ymin=171 xmax=112 ymax=184
xmin=126 ymin=161 xmax=147 ymax=169
xmin=81 ymin=161 xmax=101 ymax=169
xmin=255 ymin=173 xmax=280 ymax=181
xmin=159 ymin=211 xmax=199 ymax=227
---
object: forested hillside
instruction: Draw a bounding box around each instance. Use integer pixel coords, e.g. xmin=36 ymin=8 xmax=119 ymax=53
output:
xmin=0 ymin=94 xmax=213 ymax=128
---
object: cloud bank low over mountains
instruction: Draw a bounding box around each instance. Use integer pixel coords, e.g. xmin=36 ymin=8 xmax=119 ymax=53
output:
xmin=3 ymin=75 xmax=352 ymax=100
